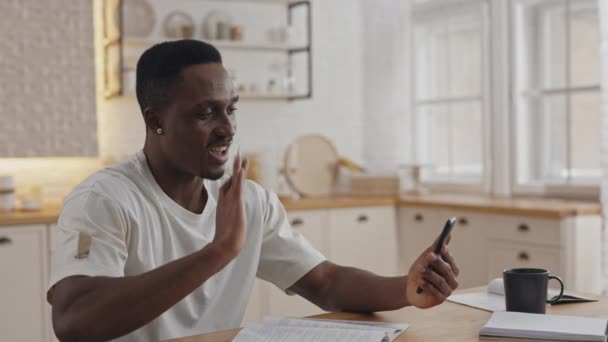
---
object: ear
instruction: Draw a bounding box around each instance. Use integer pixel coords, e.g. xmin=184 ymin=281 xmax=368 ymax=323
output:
xmin=142 ymin=107 xmax=163 ymax=133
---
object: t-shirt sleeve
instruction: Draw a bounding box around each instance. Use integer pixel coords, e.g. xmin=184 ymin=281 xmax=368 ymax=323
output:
xmin=256 ymin=191 xmax=326 ymax=293
xmin=48 ymin=190 xmax=129 ymax=292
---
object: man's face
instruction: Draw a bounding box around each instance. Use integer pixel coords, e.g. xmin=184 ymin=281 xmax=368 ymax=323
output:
xmin=158 ymin=63 xmax=237 ymax=180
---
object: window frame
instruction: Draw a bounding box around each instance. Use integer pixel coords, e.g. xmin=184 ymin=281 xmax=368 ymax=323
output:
xmin=410 ymin=0 xmax=492 ymax=193
xmin=510 ymin=0 xmax=601 ymax=199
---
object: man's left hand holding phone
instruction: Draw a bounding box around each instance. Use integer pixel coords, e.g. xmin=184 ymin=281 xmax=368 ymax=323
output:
xmin=404 ymin=217 xmax=460 ymax=309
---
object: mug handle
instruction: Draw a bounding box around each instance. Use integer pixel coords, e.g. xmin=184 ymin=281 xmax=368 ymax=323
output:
xmin=546 ymin=275 xmax=564 ymax=304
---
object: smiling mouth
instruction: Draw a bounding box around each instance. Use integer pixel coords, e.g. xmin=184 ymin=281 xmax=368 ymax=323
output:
xmin=207 ymin=145 xmax=229 ymax=162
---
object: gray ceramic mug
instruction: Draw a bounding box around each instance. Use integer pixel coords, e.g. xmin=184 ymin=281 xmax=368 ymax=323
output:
xmin=503 ymin=268 xmax=564 ymax=314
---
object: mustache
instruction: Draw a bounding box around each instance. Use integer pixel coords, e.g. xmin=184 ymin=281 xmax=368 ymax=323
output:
xmin=206 ymin=137 xmax=233 ymax=147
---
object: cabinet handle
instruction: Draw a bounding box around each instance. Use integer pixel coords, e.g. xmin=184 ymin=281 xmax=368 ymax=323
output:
xmin=291 ymin=218 xmax=304 ymax=227
xmin=414 ymin=213 xmax=424 ymax=222
xmin=357 ymin=214 xmax=369 ymax=223
xmin=458 ymin=217 xmax=469 ymax=226
xmin=518 ymin=224 xmax=530 ymax=233
xmin=0 ymin=236 xmax=12 ymax=246
xmin=518 ymin=251 xmax=530 ymax=261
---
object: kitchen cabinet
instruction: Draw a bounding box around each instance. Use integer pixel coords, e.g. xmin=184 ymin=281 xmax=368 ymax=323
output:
xmin=399 ymin=207 xmax=487 ymax=288
xmin=398 ymin=206 xmax=602 ymax=294
xmin=398 ymin=207 xmax=449 ymax=272
xmin=264 ymin=210 xmax=329 ymax=319
xmin=485 ymin=214 xmax=602 ymax=294
xmin=0 ymin=225 xmax=50 ymax=342
xmin=327 ymin=206 xmax=399 ymax=276
xmin=0 ymin=195 xmax=601 ymax=339
xmin=252 ymin=206 xmax=399 ymax=320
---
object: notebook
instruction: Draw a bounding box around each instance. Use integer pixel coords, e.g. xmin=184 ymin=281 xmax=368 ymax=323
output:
xmin=480 ymin=311 xmax=608 ymax=342
xmin=448 ymin=278 xmax=597 ymax=312
xmin=232 ymin=316 xmax=408 ymax=342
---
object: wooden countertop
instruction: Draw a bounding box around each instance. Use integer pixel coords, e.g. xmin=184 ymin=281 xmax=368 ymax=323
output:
xmin=0 ymin=206 xmax=62 ymax=226
xmin=280 ymin=196 xmax=397 ymax=211
xmin=0 ymin=193 xmax=600 ymax=226
xmin=166 ymin=287 xmax=608 ymax=342
xmin=399 ymin=193 xmax=601 ymax=218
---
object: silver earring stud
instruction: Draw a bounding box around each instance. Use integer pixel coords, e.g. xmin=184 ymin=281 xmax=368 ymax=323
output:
xmin=156 ymin=128 xmax=163 ymax=135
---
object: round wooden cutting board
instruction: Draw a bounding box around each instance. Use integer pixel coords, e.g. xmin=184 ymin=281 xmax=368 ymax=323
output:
xmin=283 ymin=135 xmax=339 ymax=197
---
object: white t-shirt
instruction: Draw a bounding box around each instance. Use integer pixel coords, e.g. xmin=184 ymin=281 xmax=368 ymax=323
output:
xmin=48 ymin=151 xmax=325 ymax=342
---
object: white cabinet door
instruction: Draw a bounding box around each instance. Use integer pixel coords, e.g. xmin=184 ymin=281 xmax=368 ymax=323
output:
xmin=485 ymin=215 xmax=561 ymax=247
xmin=267 ymin=210 xmax=328 ymax=318
xmin=287 ymin=210 xmax=328 ymax=256
xmin=399 ymin=207 xmax=487 ymax=288
xmin=487 ymin=240 xmax=562 ymax=281
xmin=446 ymin=212 xmax=488 ymax=288
xmin=0 ymin=225 xmax=49 ymax=342
xmin=328 ymin=206 xmax=398 ymax=277
xmin=398 ymin=207 xmax=447 ymax=273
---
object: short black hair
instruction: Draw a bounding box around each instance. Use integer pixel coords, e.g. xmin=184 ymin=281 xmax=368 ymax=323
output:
xmin=136 ymin=39 xmax=222 ymax=111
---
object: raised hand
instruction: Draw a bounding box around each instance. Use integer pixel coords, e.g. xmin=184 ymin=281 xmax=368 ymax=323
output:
xmin=212 ymin=153 xmax=248 ymax=258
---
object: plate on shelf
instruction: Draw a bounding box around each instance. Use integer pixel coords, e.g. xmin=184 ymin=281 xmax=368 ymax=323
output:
xmin=121 ymin=0 xmax=156 ymax=38
xmin=163 ymin=11 xmax=195 ymax=39
xmin=203 ymin=11 xmax=232 ymax=40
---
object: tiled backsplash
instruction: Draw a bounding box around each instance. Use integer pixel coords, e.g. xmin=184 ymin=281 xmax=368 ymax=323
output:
xmin=0 ymin=0 xmax=97 ymax=157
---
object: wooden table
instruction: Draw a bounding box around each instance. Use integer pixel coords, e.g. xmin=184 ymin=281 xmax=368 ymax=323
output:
xmin=167 ymin=290 xmax=608 ymax=342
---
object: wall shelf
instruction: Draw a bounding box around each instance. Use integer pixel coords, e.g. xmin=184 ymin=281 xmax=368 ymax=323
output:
xmin=124 ymin=92 xmax=309 ymax=101
xmin=240 ymin=92 xmax=310 ymax=101
xmin=124 ymin=39 xmax=309 ymax=53
xmin=101 ymin=0 xmax=312 ymax=101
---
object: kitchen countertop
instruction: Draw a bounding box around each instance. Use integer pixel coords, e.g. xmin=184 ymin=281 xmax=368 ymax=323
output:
xmin=0 ymin=194 xmax=600 ymax=227
xmin=280 ymin=196 xmax=397 ymax=211
xmin=0 ymin=206 xmax=63 ymax=226
xmin=399 ymin=193 xmax=601 ymax=218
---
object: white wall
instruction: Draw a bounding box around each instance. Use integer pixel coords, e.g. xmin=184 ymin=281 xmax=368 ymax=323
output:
xmin=360 ymin=0 xmax=412 ymax=173
xmin=97 ymin=0 xmax=364 ymax=190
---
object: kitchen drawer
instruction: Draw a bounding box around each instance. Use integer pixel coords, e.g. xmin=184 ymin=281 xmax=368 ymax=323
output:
xmin=399 ymin=206 xmax=448 ymax=246
xmin=329 ymin=206 xmax=396 ymax=225
xmin=399 ymin=207 xmax=467 ymax=277
xmin=328 ymin=206 xmax=398 ymax=276
xmin=487 ymin=240 xmax=562 ymax=281
xmin=287 ymin=210 xmax=328 ymax=256
xmin=484 ymin=215 xmax=562 ymax=246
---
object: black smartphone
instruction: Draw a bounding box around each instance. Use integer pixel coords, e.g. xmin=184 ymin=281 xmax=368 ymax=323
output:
xmin=433 ymin=217 xmax=457 ymax=255
xmin=417 ymin=217 xmax=457 ymax=294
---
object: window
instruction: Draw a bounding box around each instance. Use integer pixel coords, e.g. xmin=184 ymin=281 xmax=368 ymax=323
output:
xmin=513 ymin=0 xmax=601 ymax=189
xmin=412 ymin=1 xmax=488 ymax=186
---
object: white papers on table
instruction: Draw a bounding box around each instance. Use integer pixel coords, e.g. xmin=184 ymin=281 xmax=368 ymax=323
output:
xmin=232 ymin=316 xmax=408 ymax=342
